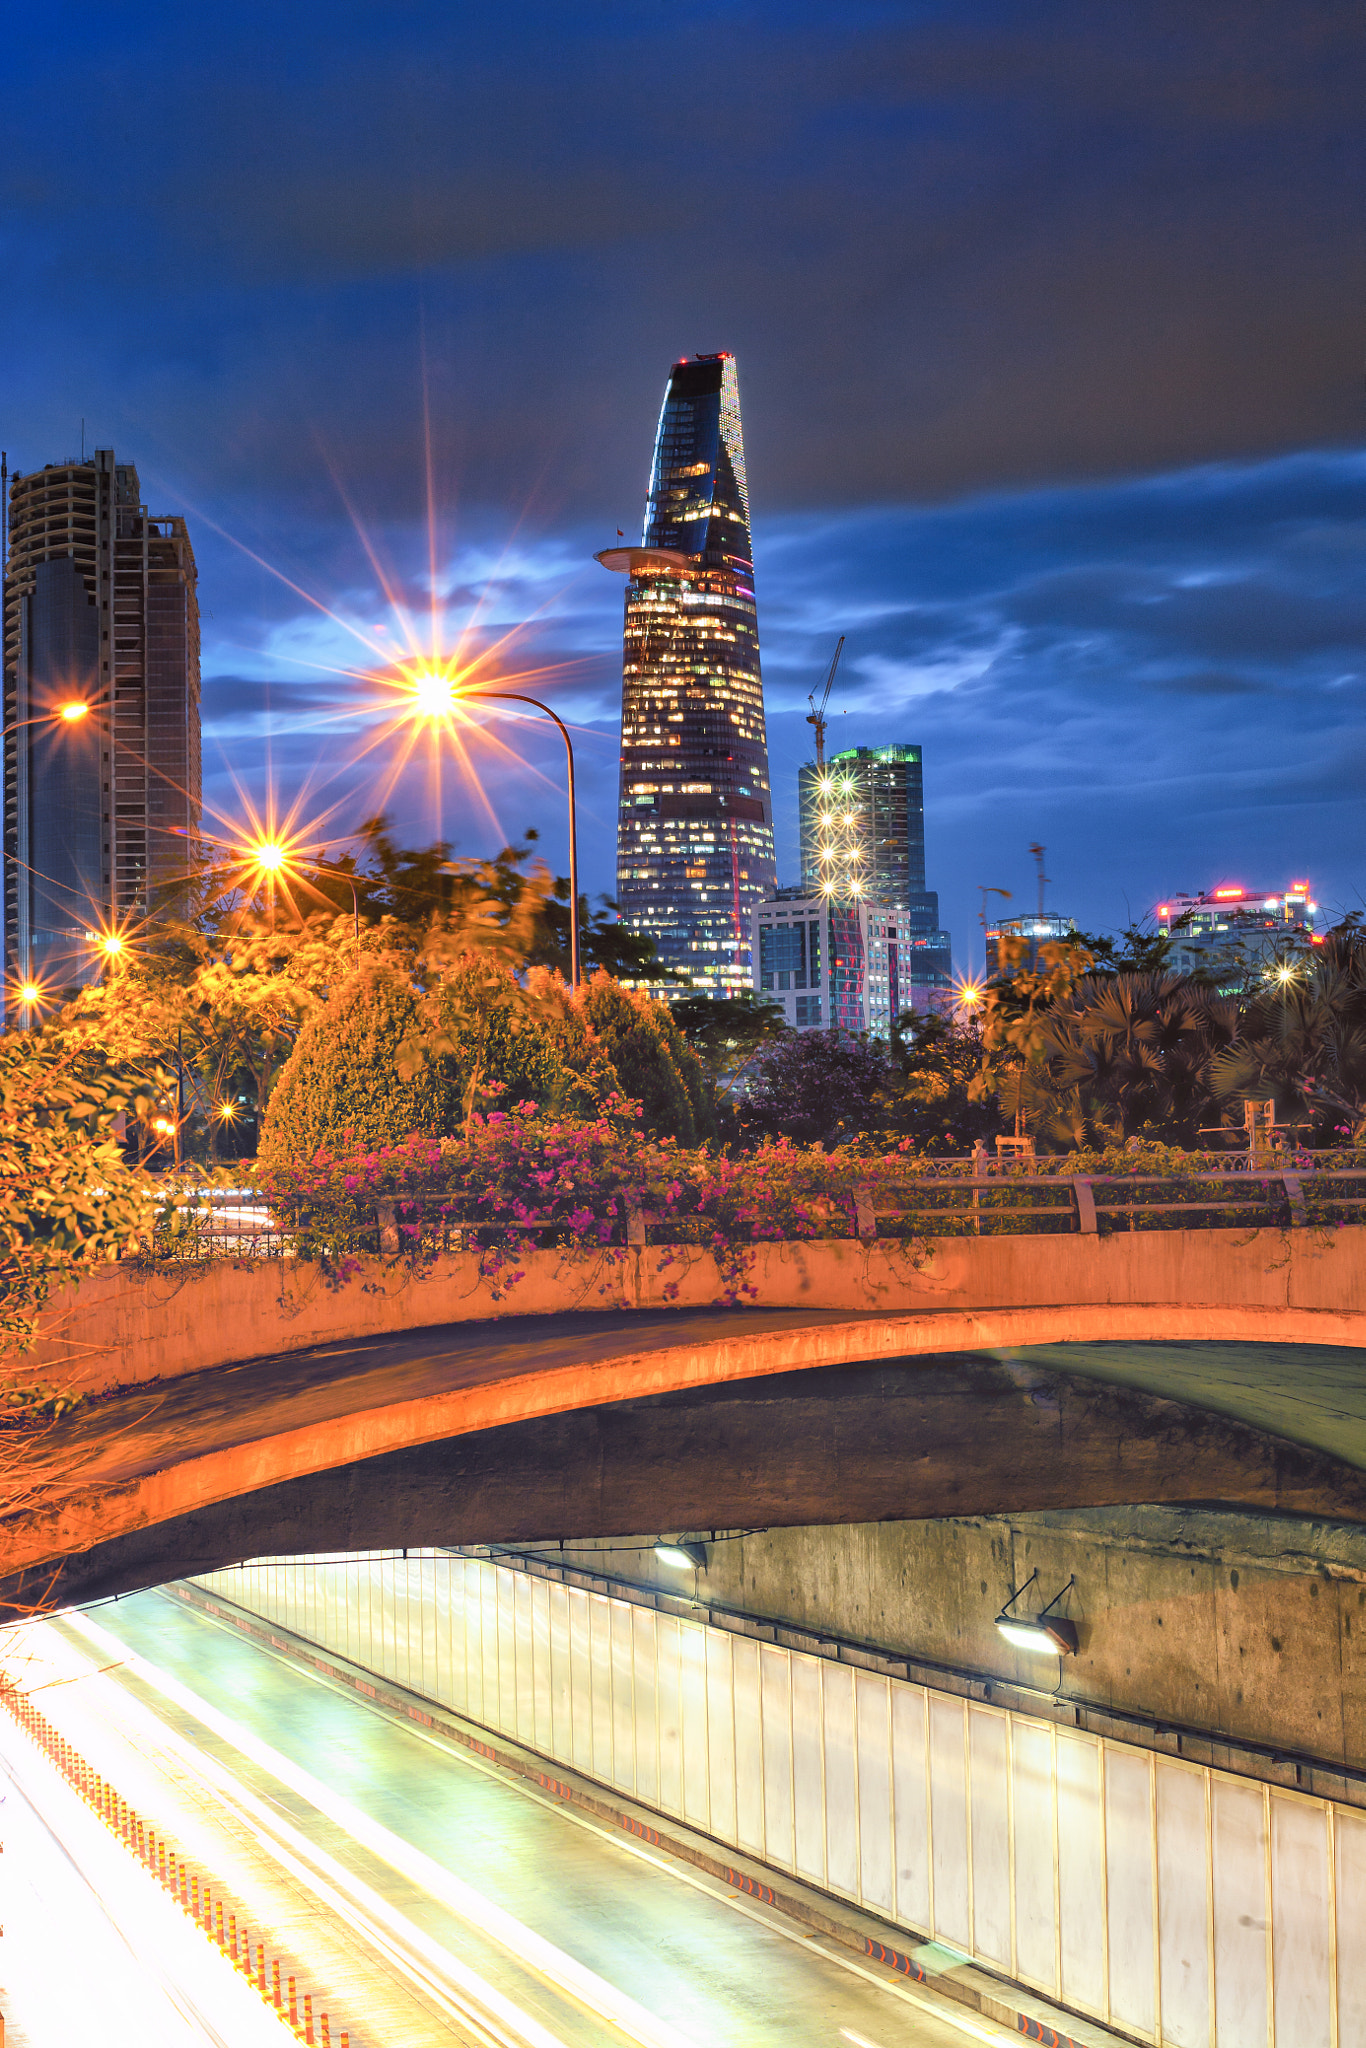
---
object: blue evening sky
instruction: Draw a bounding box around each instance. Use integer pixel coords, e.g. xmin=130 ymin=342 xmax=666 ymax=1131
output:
xmin=6 ymin=2 xmax=1364 ymax=971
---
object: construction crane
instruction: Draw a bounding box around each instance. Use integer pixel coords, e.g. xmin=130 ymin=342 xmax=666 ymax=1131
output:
xmin=806 ymin=635 xmax=845 ymax=777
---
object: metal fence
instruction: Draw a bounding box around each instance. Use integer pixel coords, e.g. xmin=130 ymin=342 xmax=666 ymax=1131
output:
xmin=146 ymin=1150 xmax=1366 ymax=1262
xmin=196 ymin=1551 xmax=1366 ymax=2048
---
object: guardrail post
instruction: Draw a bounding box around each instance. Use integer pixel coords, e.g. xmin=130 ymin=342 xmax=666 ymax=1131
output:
xmin=854 ymin=1186 xmax=877 ymax=1240
xmin=1282 ymin=1173 xmax=1307 ymax=1227
xmin=375 ymin=1198 xmax=399 ymax=1255
xmin=971 ymin=1141 xmax=987 ymax=1233
xmin=1071 ymin=1178 xmax=1098 ymax=1234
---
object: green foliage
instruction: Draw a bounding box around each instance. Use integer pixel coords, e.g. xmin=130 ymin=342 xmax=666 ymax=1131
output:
xmin=886 ymin=1011 xmax=998 ymax=1153
xmin=1070 ymin=924 xmax=1181 ymax=975
xmin=416 ymin=959 xmax=609 ymax=1123
xmin=670 ymin=991 xmax=788 ymax=1094
xmin=0 ymin=1034 xmax=152 ymax=1352
xmin=257 ymin=963 xmax=449 ymax=1170
xmin=576 ymin=973 xmax=715 ymax=1143
xmin=1210 ymin=929 xmax=1366 ymax=1142
xmin=971 ymin=938 xmax=1240 ymax=1149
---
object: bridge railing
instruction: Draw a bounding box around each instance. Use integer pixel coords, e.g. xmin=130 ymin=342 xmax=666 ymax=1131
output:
xmin=145 ymin=1144 xmax=1366 ymax=1265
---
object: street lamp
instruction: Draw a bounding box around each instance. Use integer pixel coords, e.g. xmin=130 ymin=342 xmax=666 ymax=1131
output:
xmin=406 ymin=672 xmax=581 ymax=987
xmin=3 ymin=703 xmax=96 ymax=1005
xmin=240 ymin=838 xmax=362 ymax=946
xmin=3 ymin=700 xmax=92 ymax=740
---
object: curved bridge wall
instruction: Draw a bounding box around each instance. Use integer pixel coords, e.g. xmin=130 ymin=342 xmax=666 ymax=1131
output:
xmin=20 ymin=1224 xmax=1366 ymax=1401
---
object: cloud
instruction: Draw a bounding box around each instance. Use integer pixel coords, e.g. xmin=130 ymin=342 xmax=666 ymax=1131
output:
xmin=3 ymin=2 xmax=1363 ymax=520
xmin=194 ymin=444 xmax=1366 ymax=961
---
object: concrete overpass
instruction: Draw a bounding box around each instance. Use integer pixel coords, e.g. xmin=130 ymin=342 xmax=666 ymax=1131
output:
xmin=5 ymin=1224 xmax=1366 ymax=1611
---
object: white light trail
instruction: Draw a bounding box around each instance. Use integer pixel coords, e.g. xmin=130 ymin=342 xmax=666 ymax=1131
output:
xmin=0 ymin=1716 xmax=293 ymax=2046
xmin=65 ymin=1611 xmax=700 ymax=2048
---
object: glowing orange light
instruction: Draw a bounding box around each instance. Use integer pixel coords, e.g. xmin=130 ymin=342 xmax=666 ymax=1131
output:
xmin=96 ymin=933 xmax=125 ymax=957
xmin=250 ymin=840 xmax=288 ymax=873
xmin=1157 ymin=906 xmax=1170 ymax=918
xmin=213 ymin=1102 xmax=239 ymax=1122
xmin=18 ymin=982 xmax=41 ymax=1005
xmin=58 ymin=700 xmax=90 ymax=722
xmin=407 ymin=667 xmax=461 ymax=721
xmin=1213 ymin=888 xmax=1244 ymax=900
xmin=152 ymin=1116 xmax=175 ymax=1135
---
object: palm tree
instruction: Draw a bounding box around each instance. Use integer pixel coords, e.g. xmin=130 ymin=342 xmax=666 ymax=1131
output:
xmin=1210 ymin=931 xmax=1366 ymax=1143
xmin=1024 ymin=971 xmax=1240 ymax=1147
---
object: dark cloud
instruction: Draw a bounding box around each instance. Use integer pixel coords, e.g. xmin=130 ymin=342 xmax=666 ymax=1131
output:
xmin=7 ymin=6 xmax=1364 ymax=962
xmin=193 ymin=446 xmax=1366 ymax=962
xmin=3 ymin=2 xmax=1364 ymax=519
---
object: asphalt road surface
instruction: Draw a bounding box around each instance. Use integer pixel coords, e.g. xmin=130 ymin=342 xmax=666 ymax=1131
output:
xmin=3 ymin=1585 xmax=1060 ymax=2048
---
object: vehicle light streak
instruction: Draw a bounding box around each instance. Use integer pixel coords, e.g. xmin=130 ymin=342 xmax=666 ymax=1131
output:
xmin=0 ymin=1715 xmax=293 ymax=2046
xmin=66 ymin=1613 xmax=700 ymax=2048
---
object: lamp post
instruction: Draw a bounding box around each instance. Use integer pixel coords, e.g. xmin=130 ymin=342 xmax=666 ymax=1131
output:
xmin=469 ymin=692 xmax=580 ymax=987
xmin=413 ymin=679 xmax=581 ymax=987
xmin=3 ymin=702 xmax=94 ymax=1009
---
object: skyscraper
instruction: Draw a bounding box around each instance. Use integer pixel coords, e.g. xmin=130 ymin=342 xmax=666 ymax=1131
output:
xmin=3 ymin=450 xmax=200 ymax=1001
xmin=598 ymin=354 xmax=777 ymax=995
xmin=761 ymin=740 xmax=954 ymax=1034
xmin=798 ymin=743 xmax=927 ymax=907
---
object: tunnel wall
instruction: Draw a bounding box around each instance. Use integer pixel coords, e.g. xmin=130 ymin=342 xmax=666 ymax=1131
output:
xmin=195 ymin=1550 xmax=1366 ymax=2048
xmin=548 ymin=1511 xmax=1366 ymax=1780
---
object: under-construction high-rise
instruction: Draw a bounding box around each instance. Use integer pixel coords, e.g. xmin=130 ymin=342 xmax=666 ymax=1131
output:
xmin=598 ymin=353 xmax=777 ymax=995
xmin=3 ymin=449 xmax=201 ymax=1003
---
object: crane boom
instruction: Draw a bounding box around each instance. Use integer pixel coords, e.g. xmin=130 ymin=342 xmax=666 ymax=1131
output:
xmin=805 ymin=634 xmax=845 ymax=776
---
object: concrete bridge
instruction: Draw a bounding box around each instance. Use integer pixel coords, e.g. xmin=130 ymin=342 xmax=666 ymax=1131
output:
xmin=6 ymin=1224 xmax=1366 ymax=1611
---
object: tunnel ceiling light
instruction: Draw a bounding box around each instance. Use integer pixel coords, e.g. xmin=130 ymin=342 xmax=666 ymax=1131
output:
xmin=994 ymin=1570 xmax=1077 ymax=1655
xmin=654 ymin=1540 xmax=707 ymax=1571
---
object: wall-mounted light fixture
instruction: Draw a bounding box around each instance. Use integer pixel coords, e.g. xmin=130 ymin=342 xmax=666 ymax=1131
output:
xmin=654 ymin=1539 xmax=708 ymax=1572
xmin=995 ymin=1570 xmax=1078 ymax=1655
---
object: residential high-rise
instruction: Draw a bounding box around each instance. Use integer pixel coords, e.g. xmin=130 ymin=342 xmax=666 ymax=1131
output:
xmin=598 ymin=354 xmax=777 ymax=995
xmin=3 ymin=450 xmax=200 ymax=1002
xmin=751 ymin=889 xmax=955 ymax=1037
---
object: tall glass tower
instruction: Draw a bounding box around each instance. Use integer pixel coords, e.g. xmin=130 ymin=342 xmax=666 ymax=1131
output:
xmin=598 ymin=353 xmax=777 ymax=996
xmin=798 ymin=743 xmax=926 ymax=907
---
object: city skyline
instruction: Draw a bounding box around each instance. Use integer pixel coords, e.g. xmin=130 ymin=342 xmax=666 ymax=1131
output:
xmin=0 ymin=5 xmax=1359 ymax=974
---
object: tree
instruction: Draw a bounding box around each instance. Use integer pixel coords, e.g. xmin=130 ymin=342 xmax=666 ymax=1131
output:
xmin=886 ymin=1011 xmax=998 ymax=1153
xmin=670 ymin=991 xmax=788 ymax=1096
xmin=739 ymin=1030 xmax=895 ymax=1147
xmin=0 ymin=1034 xmax=151 ymax=1354
xmin=575 ymin=974 xmax=715 ymax=1143
xmin=970 ymin=925 xmax=1242 ymax=1148
xmin=1033 ymin=972 xmax=1240 ymax=1146
xmin=1210 ymin=928 xmax=1366 ymax=1142
xmin=1071 ymin=925 xmax=1180 ymax=975
xmin=318 ymin=817 xmax=671 ymax=985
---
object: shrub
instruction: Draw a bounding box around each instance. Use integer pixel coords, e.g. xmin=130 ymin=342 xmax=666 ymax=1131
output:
xmin=257 ymin=963 xmax=448 ymax=1170
xmin=576 ymin=973 xmax=715 ymax=1143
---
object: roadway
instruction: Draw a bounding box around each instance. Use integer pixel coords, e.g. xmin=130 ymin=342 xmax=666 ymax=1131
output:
xmin=2 ymin=1585 xmax=1075 ymax=2048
